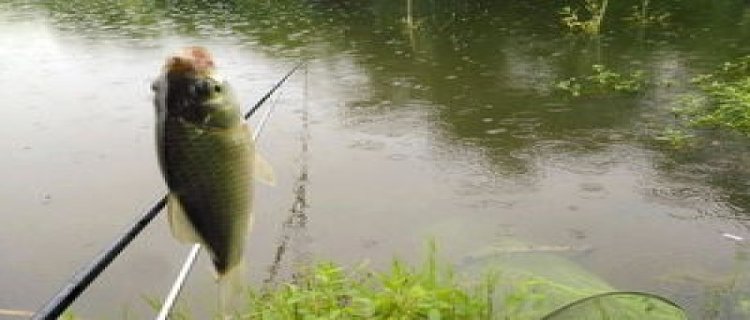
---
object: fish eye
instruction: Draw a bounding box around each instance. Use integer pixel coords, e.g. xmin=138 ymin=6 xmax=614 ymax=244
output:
xmin=191 ymin=80 xmax=211 ymax=96
xmin=213 ymin=84 xmax=222 ymax=93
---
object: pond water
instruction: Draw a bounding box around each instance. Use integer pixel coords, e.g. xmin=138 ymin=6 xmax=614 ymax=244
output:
xmin=2 ymin=1 xmax=750 ymax=318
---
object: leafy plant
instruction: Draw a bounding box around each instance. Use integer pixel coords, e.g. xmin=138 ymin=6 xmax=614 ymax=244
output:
xmin=244 ymin=242 xmax=494 ymax=319
xmin=60 ymin=312 xmax=79 ymax=320
xmin=557 ymin=64 xmax=646 ymax=97
xmin=623 ymin=0 xmax=670 ymax=27
xmin=654 ymin=128 xmax=694 ymax=149
xmin=678 ymin=55 xmax=750 ymax=136
xmin=556 ymin=78 xmax=583 ymax=97
xmin=60 ymin=242 xmax=685 ymax=319
xmin=560 ymin=0 xmax=609 ymax=36
xmin=143 ymin=295 xmax=193 ymax=320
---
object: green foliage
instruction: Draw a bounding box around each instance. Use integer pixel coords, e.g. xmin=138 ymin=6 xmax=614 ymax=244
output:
xmin=623 ymin=0 xmax=670 ymax=27
xmin=559 ymin=0 xmax=609 ymax=36
xmin=245 ymin=245 xmax=494 ymax=319
xmin=242 ymin=242 xmax=686 ymax=319
xmin=143 ymin=295 xmax=193 ymax=320
xmin=676 ymin=56 xmax=750 ymax=136
xmin=56 ymin=243 xmax=686 ymax=319
xmin=557 ymin=64 xmax=646 ymax=97
xmin=654 ymin=128 xmax=694 ymax=149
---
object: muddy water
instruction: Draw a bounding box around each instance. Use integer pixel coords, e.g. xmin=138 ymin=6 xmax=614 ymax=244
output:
xmin=2 ymin=1 xmax=750 ymax=318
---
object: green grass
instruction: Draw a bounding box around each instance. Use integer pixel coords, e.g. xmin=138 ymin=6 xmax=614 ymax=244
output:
xmin=240 ymin=242 xmax=686 ymax=319
xmin=63 ymin=242 xmax=688 ymax=319
xmin=244 ymin=243 xmax=495 ymax=319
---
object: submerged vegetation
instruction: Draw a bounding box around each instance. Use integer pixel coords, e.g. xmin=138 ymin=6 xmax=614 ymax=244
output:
xmin=556 ymin=64 xmax=646 ymax=97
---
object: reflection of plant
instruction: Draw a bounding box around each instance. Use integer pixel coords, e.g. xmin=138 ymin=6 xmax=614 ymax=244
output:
xmin=560 ymin=0 xmax=609 ymax=36
xmin=556 ymin=64 xmax=646 ymax=97
xmin=623 ymin=0 xmax=670 ymax=27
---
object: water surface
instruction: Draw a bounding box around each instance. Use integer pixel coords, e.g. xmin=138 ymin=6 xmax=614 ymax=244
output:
xmin=2 ymin=1 xmax=750 ymax=318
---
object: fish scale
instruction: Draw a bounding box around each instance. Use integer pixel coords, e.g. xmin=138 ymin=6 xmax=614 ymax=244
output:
xmin=162 ymin=116 xmax=254 ymax=274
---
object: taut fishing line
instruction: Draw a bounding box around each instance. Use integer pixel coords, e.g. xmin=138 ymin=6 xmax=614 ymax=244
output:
xmin=264 ymin=63 xmax=311 ymax=288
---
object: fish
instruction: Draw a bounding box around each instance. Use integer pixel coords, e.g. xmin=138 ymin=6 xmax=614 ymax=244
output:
xmin=152 ymin=46 xmax=274 ymax=282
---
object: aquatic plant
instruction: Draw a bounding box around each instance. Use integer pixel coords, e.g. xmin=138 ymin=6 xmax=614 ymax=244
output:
xmin=560 ymin=0 xmax=609 ymax=36
xmin=623 ymin=0 xmax=670 ymax=27
xmin=676 ymin=56 xmax=750 ymax=136
xmin=556 ymin=64 xmax=646 ymax=97
xmin=654 ymin=128 xmax=694 ymax=150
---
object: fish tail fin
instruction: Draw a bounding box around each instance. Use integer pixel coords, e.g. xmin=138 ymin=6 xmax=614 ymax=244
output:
xmin=167 ymin=193 xmax=203 ymax=244
xmin=217 ymin=261 xmax=247 ymax=319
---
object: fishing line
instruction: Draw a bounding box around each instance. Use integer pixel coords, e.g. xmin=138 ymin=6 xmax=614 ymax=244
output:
xmin=32 ymin=61 xmax=304 ymax=320
xmin=253 ymin=90 xmax=283 ymax=140
xmin=264 ymin=63 xmax=311 ymax=288
xmin=244 ymin=61 xmax=305 ymax=121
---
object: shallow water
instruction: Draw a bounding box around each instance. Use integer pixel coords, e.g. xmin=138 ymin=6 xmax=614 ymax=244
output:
xmin=2 ymin=1 xmax=750 ymax=318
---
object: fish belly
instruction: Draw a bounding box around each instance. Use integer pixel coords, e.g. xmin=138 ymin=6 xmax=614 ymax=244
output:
xmin=160 ymin=118 xmax=254 ymax=275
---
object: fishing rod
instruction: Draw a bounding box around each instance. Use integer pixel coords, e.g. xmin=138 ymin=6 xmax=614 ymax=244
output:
xmin=244 ymin=61 xmax=304 ymax=121
xmin=32 ymin=61 xmax=305 ymax=320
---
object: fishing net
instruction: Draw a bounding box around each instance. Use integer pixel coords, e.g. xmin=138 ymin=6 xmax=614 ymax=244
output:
xmin=461 ymin=240 xmax=687 ymax=319
xmin=542 ymin=291 xmax=687 ymax=319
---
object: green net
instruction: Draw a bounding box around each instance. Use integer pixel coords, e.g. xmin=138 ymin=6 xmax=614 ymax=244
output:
xmin=460 ymin=239 xmax=687 ymax=319
xmin=542 ymin=292 xmax=687 ymax=320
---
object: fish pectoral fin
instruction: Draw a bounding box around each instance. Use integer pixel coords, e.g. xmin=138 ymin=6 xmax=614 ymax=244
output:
xmin=254 ymin=153 xmax=276 ymax=186
xmin=167 ymin=193 xmax=202 ymax=244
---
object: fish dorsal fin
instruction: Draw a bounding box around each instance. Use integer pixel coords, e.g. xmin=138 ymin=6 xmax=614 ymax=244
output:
xmin=167 ymin=193 xmax=202 ymax=244
xmin=254 ymin=153 xmax=276 ymax=186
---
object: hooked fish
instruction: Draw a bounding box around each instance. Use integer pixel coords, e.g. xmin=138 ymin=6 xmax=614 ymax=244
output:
xmin=152 ymin=47 xmax=273 ymax=280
